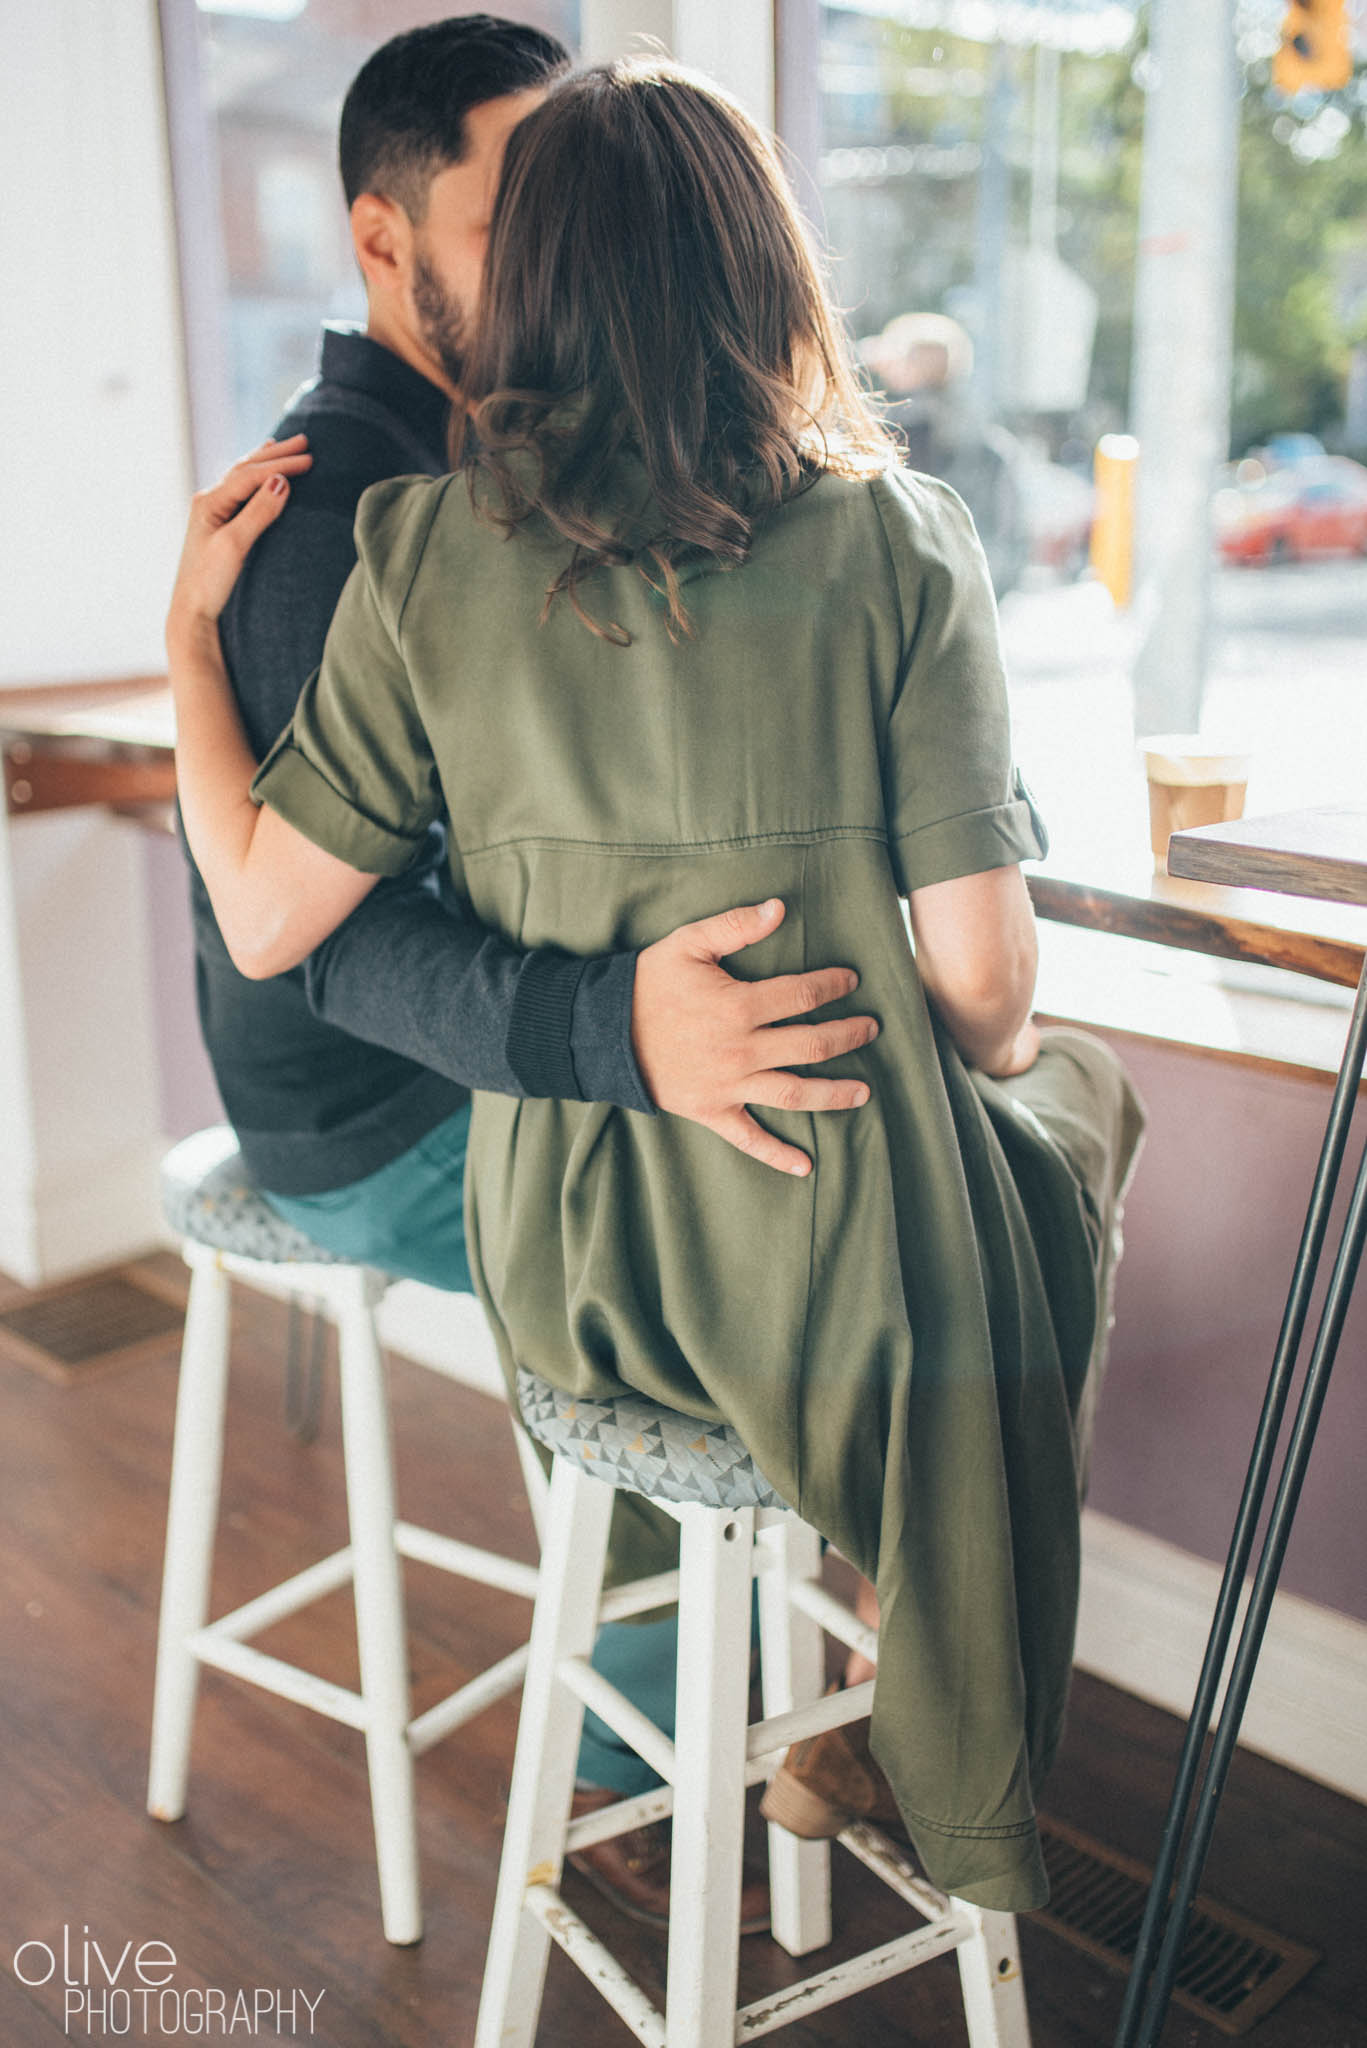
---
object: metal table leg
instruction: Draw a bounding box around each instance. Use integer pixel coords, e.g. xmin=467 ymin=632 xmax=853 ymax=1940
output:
xmin=1114 ymin=952 xmax=1367 ymax=2048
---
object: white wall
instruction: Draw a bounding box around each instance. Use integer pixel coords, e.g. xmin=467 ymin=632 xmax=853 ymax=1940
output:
xmin=0 ymin=0 xmax=192 ymax=682
xmin=0 ymin=0 xmax=190 ymax=1282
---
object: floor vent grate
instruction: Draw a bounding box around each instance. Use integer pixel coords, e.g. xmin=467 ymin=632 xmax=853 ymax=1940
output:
xmin=0 ymin=1269 xmax=185 ymax=1383
xmin=1036 ymin=1815 xmax=1319 ymax=2036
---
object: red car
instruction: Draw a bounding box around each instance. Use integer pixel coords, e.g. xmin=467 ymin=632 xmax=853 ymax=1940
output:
xmin=1216 ymin=457 xmax=1367 ymax=563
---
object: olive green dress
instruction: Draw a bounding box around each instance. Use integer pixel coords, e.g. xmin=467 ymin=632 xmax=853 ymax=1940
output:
xmin=254 ymin=458 xmax=1145 ymax=1910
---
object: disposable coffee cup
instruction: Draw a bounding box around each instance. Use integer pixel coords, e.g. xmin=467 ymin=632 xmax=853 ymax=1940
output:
xmin=1141 ymin=736 xmax=1251 ymax=871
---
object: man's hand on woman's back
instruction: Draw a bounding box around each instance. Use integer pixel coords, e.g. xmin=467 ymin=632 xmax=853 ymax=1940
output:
xmin=631 ymin=898 xmax=878 ymax=1178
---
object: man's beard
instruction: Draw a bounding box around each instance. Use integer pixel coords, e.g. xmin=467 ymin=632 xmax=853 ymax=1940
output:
xmin=411 ymin=247 xmax=467 ymax=389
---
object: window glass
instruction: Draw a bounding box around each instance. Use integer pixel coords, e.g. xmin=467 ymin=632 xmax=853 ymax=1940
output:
xmin=187 ymin=0 xmax=579 ymax=451
xmin=798 ymin=0 xmax=1367 ymax=830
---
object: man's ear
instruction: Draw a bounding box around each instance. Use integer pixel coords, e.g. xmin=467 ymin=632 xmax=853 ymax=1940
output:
xmin=350 ymin=193 xmax=411 ymax=299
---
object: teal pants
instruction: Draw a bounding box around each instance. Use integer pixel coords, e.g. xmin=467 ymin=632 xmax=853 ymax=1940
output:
xmin=263 ymin=1103 xmax=674 ymax=1794
xmin=263 ymin=1108 xmax=474 ymax=1294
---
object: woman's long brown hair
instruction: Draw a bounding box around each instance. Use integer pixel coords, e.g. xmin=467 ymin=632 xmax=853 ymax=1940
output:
xmin=453 ymin=58 xmax=892 ymax=641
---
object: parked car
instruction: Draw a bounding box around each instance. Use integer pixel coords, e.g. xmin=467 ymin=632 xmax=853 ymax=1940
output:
xmin=1214 ymin=456 xmax=1367 ymax=564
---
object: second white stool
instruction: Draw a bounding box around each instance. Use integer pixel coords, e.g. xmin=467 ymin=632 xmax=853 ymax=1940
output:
xmin=148 ymin=1126 xmax=547 ymax=1946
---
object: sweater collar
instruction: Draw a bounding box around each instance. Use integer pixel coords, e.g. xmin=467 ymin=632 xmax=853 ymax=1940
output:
xmin=317 ymin=324 xmax=452 ymax=464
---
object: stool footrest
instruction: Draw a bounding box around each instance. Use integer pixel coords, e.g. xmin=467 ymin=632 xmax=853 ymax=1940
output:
xmin=560 ymin=1735 xmax=804 ymax=1858
xmin=786 ymin=1580 xmax=880 ymax=1667
xmin=200 ymin=1548 xmax=356 ymax=1642
xmin=838 ymin=1821 xmax=952 ymax=1922
xmin=597 ymin=1569 xmax=681 ymax=1623
xmin=408 ymin=1644 xmax=531 ymax=1754
xmin=192 ymin=1542 xmax=535 ymax=1752
xmin=734 ymin=1917 xmax=974 ymax=2043
xmin=564 ymin=1784 xmax=677 ymax=1854
xmin=558 ymin=1655 xmax=677 ymax=1785
xmin=524 ymin=1885 xmax=667 ymax=2048
xmin=190 ymin=1633 xmax=369 ymax=1729
xmin=394 ymin=1522 xmax=539 ymax=1601
xmin=746 ymin=1677 xmax=876 ymax=1764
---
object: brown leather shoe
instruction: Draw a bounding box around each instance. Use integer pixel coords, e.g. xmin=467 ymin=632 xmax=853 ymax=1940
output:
xmin=567 ymin=1785 xmax=771 ymax=1934
xmin=760 ymin=1713 xmax=907 ymax=1841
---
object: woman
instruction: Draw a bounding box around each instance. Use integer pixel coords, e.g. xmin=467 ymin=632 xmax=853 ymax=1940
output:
xmin=168 ymin=58 xmax=1142 ymax=1911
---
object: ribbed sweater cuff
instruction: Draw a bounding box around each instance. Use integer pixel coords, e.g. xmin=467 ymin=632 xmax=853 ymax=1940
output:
xmin=505 ymin=949 xmax=589 ymax=1099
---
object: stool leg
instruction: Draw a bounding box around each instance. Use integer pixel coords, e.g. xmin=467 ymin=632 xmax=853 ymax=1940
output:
xmin=148 ymin=1247 xmax=231 ymax=1822
xmin=756 ymin=1516 xmax=833 ymax=1957
xmin=477 ymin=1460 xmax=614 ymax=2048
xmin=666 ymin=1504 xmax=755 ymax=2048
xmin=509 ymin=1417 xmax=551 ymax=1548
xmin=956 ymin=1904 xmax=1031 ymax=2047
xmin=336 ymin=1271 xmax=421 ymax=1946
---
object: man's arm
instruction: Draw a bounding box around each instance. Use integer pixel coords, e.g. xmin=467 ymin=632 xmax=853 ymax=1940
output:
xmin=304 ymin=871 xmax=613 ymax=1103
xmin=306 ymin=883 xmax=878 ymax=1173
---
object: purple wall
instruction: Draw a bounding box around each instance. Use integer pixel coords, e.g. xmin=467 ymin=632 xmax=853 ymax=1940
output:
xmin=1093 ymin=1034 xmax=1367 ymax=1625
xmin=144 ymin=831 xmax=223 ymax=1138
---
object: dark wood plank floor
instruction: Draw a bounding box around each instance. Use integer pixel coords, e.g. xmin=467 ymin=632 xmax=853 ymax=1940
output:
xmin=2 ymin=1257 xmax=1363 ymax=2047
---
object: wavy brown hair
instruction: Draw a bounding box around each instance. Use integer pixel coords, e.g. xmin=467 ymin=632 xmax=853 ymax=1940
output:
xmin=452 ymin=58 xmax=892 ymax=641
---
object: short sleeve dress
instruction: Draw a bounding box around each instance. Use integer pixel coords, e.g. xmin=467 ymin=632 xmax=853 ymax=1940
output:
xmin=254 ymin=457 xmax=1145 ymax=1910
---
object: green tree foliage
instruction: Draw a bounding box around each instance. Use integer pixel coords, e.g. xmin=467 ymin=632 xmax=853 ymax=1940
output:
xmin=823 ymin=5 xmax=1367 ymax=452
xmin=1230 ymin=86 xmax=1367 ymax=449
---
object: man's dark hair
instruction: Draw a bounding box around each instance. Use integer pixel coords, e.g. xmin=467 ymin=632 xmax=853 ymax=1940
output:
xmin=339 ymin=15 xmax=570 ymax=220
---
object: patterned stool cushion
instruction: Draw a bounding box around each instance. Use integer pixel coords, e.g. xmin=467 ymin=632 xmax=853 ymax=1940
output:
xmin=517 ymin=1368 xmax=790 ymax=1512
xmin=160 ymin=1125 xmax=360 ymax=1268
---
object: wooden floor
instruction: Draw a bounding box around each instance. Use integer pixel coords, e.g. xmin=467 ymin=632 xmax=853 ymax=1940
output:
xmin=2 ymin=1257 xmax=1364 ymax=2048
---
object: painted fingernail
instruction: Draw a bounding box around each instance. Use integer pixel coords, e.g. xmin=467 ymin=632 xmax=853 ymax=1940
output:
xmin=269 ymin=474 xmax=288 ymax=496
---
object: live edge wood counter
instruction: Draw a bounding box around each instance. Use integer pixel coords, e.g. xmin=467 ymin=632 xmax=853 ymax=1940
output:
xmin=1027 ymin=851 xmax=1367 ymax=990
xmin=1166 ymin=805 xmax=1367 ymax=914
xmin=0 ymin=676 xmax=176 ymax=820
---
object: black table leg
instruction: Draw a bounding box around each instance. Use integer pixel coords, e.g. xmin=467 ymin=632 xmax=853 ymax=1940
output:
xmin=1114 ymin=953 xmax=1367 ymax=2048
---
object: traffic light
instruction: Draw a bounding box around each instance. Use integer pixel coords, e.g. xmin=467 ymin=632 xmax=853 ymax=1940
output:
xmin=1274 ymin=0 xmax=1353 ymax=92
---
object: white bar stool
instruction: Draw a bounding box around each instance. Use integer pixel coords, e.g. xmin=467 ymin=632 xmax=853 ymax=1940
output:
xmin=147 ymin=1125 xmax=548 ymax=1946
xmin=477 ymin=1369 xmax=1031 ymax=2048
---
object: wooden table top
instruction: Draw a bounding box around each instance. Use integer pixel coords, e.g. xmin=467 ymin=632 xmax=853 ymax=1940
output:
xmin=1167 ymin=808 xmax=1367 ymax=911
xmin=4 ymin=679 xmax=1365 ymax=988
xmin=0 ymin=676 xmax=175 ymax=751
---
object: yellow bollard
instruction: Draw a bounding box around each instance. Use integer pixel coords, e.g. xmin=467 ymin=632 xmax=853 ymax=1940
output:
xmin=1091 ymin=433 xmax=1138 ymax=609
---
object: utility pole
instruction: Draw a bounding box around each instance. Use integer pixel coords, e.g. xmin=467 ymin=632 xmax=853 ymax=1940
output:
xmin=971 ymin=43 xmax=1015 ymax=420
xmin=1030 ymin=41 xmax=1060 ymax=256
xmin=1129 ymin=0 xmax=1240 ymax=736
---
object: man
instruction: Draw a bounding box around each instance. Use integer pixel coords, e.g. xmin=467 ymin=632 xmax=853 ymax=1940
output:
xmin=188 ymin=16 xmax=873 ymax=1926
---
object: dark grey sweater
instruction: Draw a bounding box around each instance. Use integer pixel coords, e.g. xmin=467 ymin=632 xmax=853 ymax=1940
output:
xmin=186 ymin=325 xmax=650 ymax=1195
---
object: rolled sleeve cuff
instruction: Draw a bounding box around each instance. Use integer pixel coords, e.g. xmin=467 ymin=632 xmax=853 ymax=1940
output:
xmin=251 ymin=740 xmax=428 ymax=878
xmin=894 ymin=773 xmax=1048 ymax=895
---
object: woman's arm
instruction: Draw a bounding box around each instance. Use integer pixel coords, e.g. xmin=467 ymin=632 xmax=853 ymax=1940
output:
xmin=908 ymin=863 xmax=1040 ymax=1076
xmin=167 ymin=439 xmax=380 ymax=979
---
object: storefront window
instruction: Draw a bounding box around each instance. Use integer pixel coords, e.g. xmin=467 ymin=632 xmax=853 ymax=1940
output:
xmin=166 ymin=0 xmax=579 ymax=459
xmin=798 ymin=0 xmax=1367 ymax=817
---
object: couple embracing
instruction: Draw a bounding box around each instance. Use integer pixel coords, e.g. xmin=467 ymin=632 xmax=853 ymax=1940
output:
xmin=170 ymin=15 xmax=1143 ymax=1921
